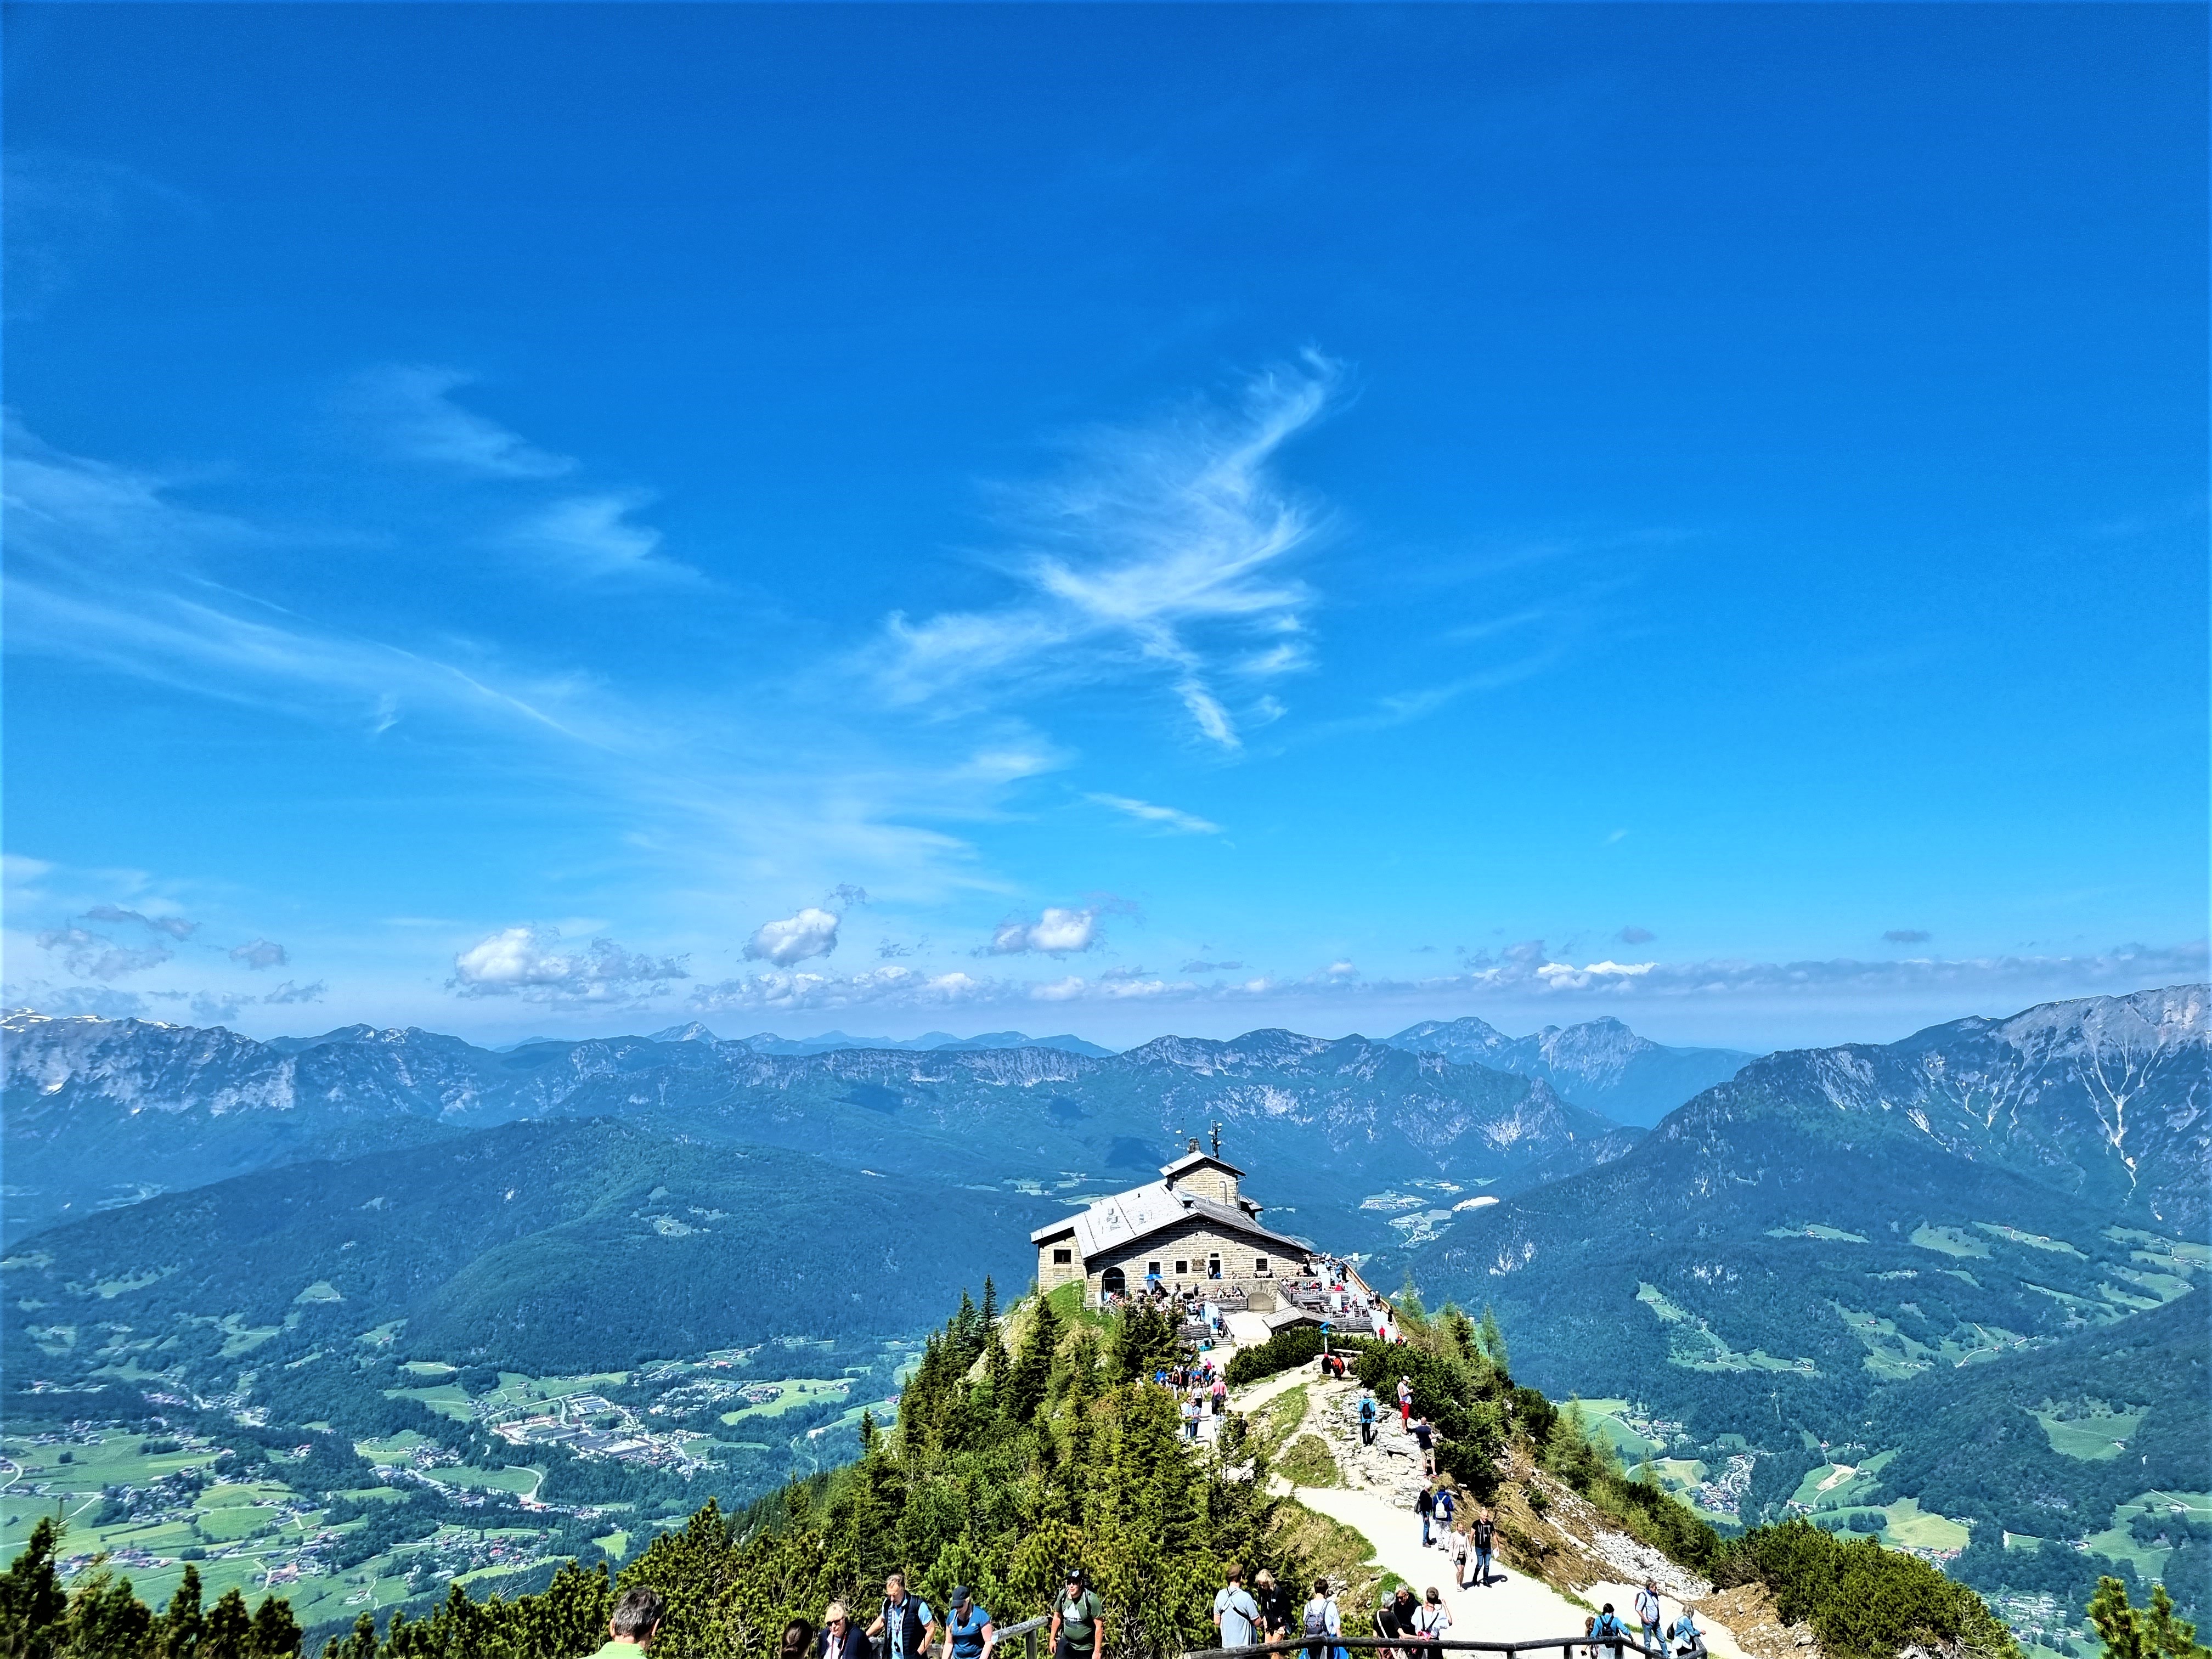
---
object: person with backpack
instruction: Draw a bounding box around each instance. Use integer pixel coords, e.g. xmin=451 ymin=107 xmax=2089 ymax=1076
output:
xmin=1430 ymin=1483 xmax=1455 ymax=1546
xmin=1414 ymin=1482 xmax=1436 ymax=1547
xmin=870 ymin=1575 xmax=936 ymax=1659
xmin=944 ymin=1589 xmax=993 ymax=1659
xmin=1412 ymin=1588 xmax=1452 ymax=1649
xmin=1357 ymin=1392 xmax=1377 ymax=1446
xmin=1051 ymin=1569 xmax=1105 ymax=1659
xmin=1635 ymin=1581 xmax=1663 ymax=1656
xmin=1667 ymin=1610 xmax=1706 ymax=1659
xmin=1590 ymin=1603 xmax=1630 ymax=1659
xmin=1471 ymin=1507 xmax=1497 ymax=1586
xmin=1213 ymin=1564 xmax=1261 ymax=1651
xmin=1300 ymin=1577 xmax=1341 ymax=1659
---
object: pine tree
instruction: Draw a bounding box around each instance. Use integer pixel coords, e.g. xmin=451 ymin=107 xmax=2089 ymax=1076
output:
xmin=247 ymin=1594 xmax=303 ymax=1659
xmin=1479 ymin=1305 xmax=1509 ymax=1373
xmin=202 ymin=1588 xmax=254 ymax=1659
xmin=0 ymin=1516 xmax=67 ymax=1659
xmin=1003 ymin=1295 xmax=1060 ymax=1426
xmin=2089 ymin=1578 xmax=2211 ymax=1659
xmin=155 ymin=1564 xmax=206 ymax=1659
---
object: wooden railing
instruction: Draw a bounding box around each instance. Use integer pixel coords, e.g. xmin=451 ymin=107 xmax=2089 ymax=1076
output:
xmin=979 ymin=1618 xmax=1669 ymax=1659
xmin=1180 ymin=1638 xmax=1669 ymax=1659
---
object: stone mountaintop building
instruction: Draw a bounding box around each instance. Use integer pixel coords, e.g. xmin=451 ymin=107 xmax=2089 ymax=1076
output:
xmin=1031 ymin=1145 xmax=1313 ymax=1310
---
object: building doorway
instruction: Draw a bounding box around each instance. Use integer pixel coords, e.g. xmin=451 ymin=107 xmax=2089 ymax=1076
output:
xmin=1101 ymin=1266 xmax=1126 ymax=1297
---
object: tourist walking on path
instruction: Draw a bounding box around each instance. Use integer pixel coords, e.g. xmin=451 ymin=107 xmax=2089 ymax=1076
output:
xmin=1397 ymin=1376 xmax=1414 ymax=1426
xmin=1253 ymin=1571 xmax=1291 ymax=1643
xmin=1471 ymin=1508 xmax=1497 ymax=1586
xmin=1300 ymin=1578 xmax=1341 ymax=1659
xmin=1214 ymin=1565 xmax=1261 ymax=1650
xmin=1051 ymin=1570 xmax=1106 ymax=1659
xmin=1358 ymin=1392 xmax=1377 ymax=1446
xmin=871 ymin=1575 xmax=937 ymax=1659
xmin=1414 ymin=1482 xmax=1436 ymax=1547
xmin=585 ymin=1588 xmax=665 ymax=1659
xmin=946 ymin=1588 xmax=994 ymax=1659
xmin=1667 ymin=1610 xmax=1706 ymax=1659
xmin=1374 ymin=1587 xmax=1417 ymax=1659
xmin=1413 ymin=1589 xmax=1452 ymax=1649
xmin=821 ymin=1605 xmax=870 ymax=1659
xmin=1410 ymin=1414 xmax=1437 ymax=1476
xmin=1635 ymin=1581 xmax=1663 ymax=1655
xmin=1431 ymin=1481 xmax=1455 ymax=1541
xmin=1590 ymin=1603 xmax=1630 ymax=1659
xmin=1450 ymin=1521 xmax=1471 ymax=1589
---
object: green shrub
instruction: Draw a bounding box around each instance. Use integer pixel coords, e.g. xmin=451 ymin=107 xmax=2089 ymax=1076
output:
xmin=1711 ymin=1517 xmax=2018 ymax=1659
xmin=1225 ymin=1325 xmax=1324 ymax=1387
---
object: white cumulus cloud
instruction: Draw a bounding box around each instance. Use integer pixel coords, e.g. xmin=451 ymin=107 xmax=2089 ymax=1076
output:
xmin=229 ymin=938 xmax=289 ymax=970
xmin=745 ymin=907 xmax=842 ymax=967
xmin=987 ymin=907 xmax=1102 ymax=956
xmin=450 ymin=926 xmax=687 ymax=1001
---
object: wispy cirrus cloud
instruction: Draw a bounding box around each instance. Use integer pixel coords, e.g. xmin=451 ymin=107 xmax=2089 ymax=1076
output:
xmin=505 ymin=490 xmax=695 ymax=583
xmin=352 ymin=365 xmax=575 ymax=479
xmin=876 ymin=356 xmax=1339 ymax=749
xmin=1086 ymin=793 xmax=1221 ymax=834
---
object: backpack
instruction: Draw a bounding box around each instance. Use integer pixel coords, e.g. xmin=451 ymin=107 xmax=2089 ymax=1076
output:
xmin=1303 ymin=1600 xmax=1330 ymax=1639
xmin=1359 ymin=1398 xmax=1375 ymax=1421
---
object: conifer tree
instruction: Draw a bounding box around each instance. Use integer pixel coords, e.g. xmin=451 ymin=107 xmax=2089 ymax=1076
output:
xmin=155 ymin=1564 xmax=206 ymax=1659
xmin=1003 ymin=1295 xmax=1060 ymax=1425
xmin=0 ymin=1516 xmax=66 ymax=1659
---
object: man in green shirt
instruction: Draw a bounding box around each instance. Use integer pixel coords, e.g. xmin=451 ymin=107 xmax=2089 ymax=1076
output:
xmin=1050 ymin=1568 xmax=1106 ymax=1659
xmin=580 ymin=1588 xmax=665 ymax=1659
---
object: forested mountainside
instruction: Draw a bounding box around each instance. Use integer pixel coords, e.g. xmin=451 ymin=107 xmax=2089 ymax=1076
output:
xmin=1 ymin=1013 xmax=1638 ymax=1252
xmin=1386 ymin=1014 xmax=1757 ymax=1126
xmin=1410 ymin=986 xmax=2210 ymax=1634
xmin=1 ymin=1120 xmax=1059 ymax=1374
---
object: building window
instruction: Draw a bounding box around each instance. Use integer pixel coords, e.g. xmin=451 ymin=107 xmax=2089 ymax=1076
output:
xmin=1148 ymin=1261 xmax=1162 ymax=1281
xmin=1255 ymin=1256 xmax=1271 ymax=1276
xmin=1208 ymin=1254 xmax=1223 ymax=1279
xmin=1174 ymin=1259 xmax=1189 ymax=1277
xmin=1052 ymin=1248 xmax=1071 ymax=1265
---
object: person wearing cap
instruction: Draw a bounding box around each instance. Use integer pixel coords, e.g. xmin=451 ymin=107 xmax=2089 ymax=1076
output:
xmin=945 ymin=1587 xmax=994 ymax=1659
xmin=820 ymin=1604 xmax=870 ymax=1659
xmin=1051 ymin=1568 xmax=1105 ymax=1659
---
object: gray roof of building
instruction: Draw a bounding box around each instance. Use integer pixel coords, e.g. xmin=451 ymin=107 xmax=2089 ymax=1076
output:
xmin=1031 ymin=1180 xmax=1309 ymax=1258
xmin=1158 ymin=1149 xmax=1247 ymax=1181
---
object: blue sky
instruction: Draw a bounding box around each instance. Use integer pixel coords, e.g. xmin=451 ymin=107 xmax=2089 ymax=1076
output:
xmin=4 ymin=4 xmax=2204 ymax=1051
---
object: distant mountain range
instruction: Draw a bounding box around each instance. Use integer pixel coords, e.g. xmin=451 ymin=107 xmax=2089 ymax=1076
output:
xmin=643 ymin=1024 xmax=1118 ymax=1058
xmin=1384 ymin=1014 xmax=1754 ymax=1126
xmin=0 ymin=1012 xmax=1635 ymax=1252
xmin=1408 ymin=984 xmax=2208 ymax=1619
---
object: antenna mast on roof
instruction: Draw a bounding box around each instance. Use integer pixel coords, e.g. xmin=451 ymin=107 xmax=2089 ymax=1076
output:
xmin=1210 ymin=1120 xmax=1222 ymax=1159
